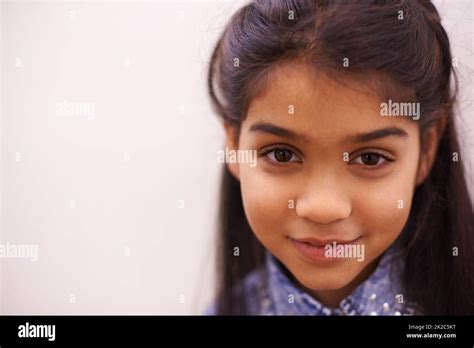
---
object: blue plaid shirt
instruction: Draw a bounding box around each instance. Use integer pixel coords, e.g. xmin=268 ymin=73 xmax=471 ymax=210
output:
xmin=205 ymin=241 xmax=421 ymax=315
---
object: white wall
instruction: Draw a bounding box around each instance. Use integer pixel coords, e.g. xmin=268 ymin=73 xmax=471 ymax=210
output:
xmin=0 ymin=0 xmax=472 ymax=314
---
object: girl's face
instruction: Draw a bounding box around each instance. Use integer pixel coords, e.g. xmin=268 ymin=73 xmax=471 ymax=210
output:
xmin=225 ymin=62 xmax=431 ymax=307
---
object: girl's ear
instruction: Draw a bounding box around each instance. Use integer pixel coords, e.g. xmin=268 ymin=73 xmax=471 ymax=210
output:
xmin=415 ymin=117 xmax=446 ymax=186
xmin=223 ymin=123 xmax=241 ymax=181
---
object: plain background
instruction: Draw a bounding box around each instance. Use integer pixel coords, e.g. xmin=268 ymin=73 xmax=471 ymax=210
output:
xmin=0 ymin=0 xmax=472 ymax=314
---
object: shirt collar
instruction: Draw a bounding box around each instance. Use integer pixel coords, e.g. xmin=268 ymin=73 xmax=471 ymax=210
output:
xmin=262 ymin=241 xmax=420 ymax=315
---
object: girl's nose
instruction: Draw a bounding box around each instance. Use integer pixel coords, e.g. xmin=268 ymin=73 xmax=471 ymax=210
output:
xmin=295 ymin=177 xmax=352 ymax=224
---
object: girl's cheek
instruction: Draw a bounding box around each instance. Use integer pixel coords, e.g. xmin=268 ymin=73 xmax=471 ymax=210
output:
xmin=354 ymin=176 xmax=414 ymax=248
xmin=240 ymin=169 xmax=295 ymax=237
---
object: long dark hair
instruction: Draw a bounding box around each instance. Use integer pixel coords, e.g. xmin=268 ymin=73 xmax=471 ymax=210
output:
xmin=207 ymin=0 xmax=474 ymax=315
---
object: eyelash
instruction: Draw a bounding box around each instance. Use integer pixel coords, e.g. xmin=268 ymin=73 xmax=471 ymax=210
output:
xmin=349 ymin=150 xmax=395 ymax=170
xmin=259 ymin=146 xmax=395 ymax=169
xmin=259 ymin=146 xmax=303 ymax=167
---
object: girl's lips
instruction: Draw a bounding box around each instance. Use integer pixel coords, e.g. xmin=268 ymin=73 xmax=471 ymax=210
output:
xmin=292 ymin=237 xmax=360 ymax=246
xmin=290 ymin=236 xmax=362 ymax=262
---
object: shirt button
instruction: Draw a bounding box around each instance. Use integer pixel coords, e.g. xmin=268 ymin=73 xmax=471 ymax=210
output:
xmin=370 ymin=293 xmax=377 ymax=301
xmin=262 ymin=298 xmax=271 ymax=310
xmin=322 ymin=307 xmax=332 ymax=316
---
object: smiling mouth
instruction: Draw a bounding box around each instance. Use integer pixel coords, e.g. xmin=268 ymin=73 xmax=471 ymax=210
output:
xmin=289 ymin=236 xmax=363 ymax=262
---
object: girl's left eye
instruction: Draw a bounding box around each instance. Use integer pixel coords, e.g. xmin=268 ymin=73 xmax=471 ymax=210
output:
xmin=350 ymin=152 xmax=393 ymax=167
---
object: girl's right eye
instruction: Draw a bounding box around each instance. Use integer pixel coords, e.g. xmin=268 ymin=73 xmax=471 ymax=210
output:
xmin=261 ymin=148 xmax=302 ymax=166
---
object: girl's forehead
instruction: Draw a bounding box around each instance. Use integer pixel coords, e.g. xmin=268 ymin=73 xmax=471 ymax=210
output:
xmin=249 ymin=62 xmax=378 ymax=117
xmin=244 ymin=64 xmax=417 ymax=144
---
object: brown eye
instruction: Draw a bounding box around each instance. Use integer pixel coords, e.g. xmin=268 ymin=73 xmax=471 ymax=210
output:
xmin=263 ymin=147 xmax=302 ymax=165
xmin=361 ymin=153 xmax=381 ymax=165
xmin=350 ymin=151 xmax=394 ymax=169
xmin=274 ymin=149 xmax=293 ymax=162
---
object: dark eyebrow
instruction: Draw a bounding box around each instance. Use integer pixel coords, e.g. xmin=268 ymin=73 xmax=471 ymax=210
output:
xmin=248 ymin=121 xmax=408 ymax=144
xmin=345 ymin=127 xmax=408 ymax=143
xmin=248 ymin=122 xmax=309 ymax=142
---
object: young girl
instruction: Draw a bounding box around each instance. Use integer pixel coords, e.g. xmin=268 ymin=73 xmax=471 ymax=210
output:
xmin=206 ymin=0 xmax=474 ymax=315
